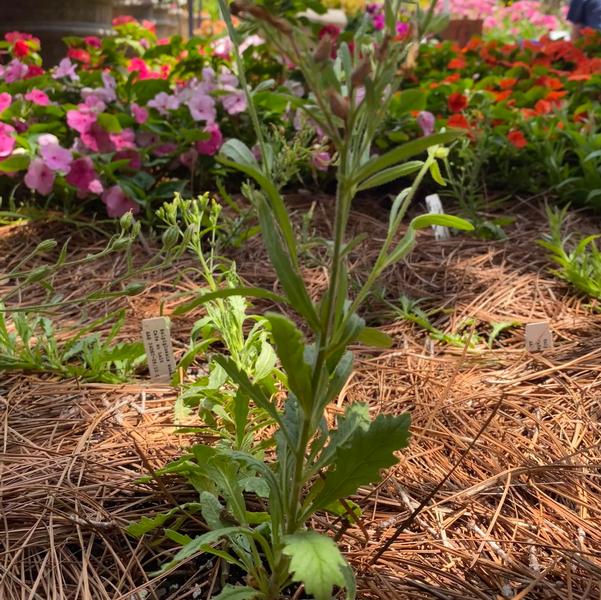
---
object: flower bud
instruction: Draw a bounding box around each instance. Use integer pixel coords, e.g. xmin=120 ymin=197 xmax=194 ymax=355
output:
xmin=433 ymin=147 xmax=450 ymax=159
xmin=110 ymin=237 xmax=130 ymax=251
xmin=351 ymin=59 xmax=371 ymax=88
xmin=26 ymin=266 xmax=50 ymax=283
xmin=123 ymin=281 xmax=145 ymax=296
xmin=327 ymin=90 xmax=349 ymax=121
xmin=313 ymin=37 xmax=333 ymax=63
xmin=120 ymin=211 xmax=133 ymax=231
xmin=34 ymin=239 xmax=57 ymax=254
xmin=162 ymin=226 xmax=180 ymax=250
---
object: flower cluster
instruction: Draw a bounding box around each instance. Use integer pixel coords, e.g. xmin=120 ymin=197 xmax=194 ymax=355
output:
xmin=0 ymin=18 xmax=251 ymax=217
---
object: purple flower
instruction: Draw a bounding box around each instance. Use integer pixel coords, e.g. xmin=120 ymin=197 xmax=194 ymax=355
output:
xmin=24 ymin=158 xmax=55 ymax=195
xmin=186 ymin=92 xmax=216 ymax=122
xmin=417 ymin=111 xmax=435 ymax=136
xmin=222 ymin=90 xmax=247 ymax=115
xmin=311 ymin=150 xmax=331 ymax=172
xmin=4 ymin=59 xmax=28 ymax=83
xmin=53 ymin=58 xmax=78 ymax=80
xmin=148 ymin=92 xmax=180 ymax=115
xmin=38 ymin=134 xmax=73 ymax=172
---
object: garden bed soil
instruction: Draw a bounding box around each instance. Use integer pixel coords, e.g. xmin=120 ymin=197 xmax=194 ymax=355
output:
xmin=1 ymin=198 xmax=601 ymax=599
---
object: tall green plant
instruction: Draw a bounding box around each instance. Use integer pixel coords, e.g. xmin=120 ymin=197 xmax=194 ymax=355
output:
xmin=132 ymin=3 xmax=472 ymax=598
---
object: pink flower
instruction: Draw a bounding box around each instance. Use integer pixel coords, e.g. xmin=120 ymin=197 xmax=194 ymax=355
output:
xmin=109 ymin=128 xmax=136 ymax=151
xmin=0 ymin=93 xmax=12 ymax=113
xmin=24 ymin=158 xmax=55 ymax=195
xmin=0 ymin=123 xmax=16 ymax=158
xmin=84 ymin=36 xmax=102 ymax=48
xmin=417 ymin=111 xmax=435 ymax=136
xmin=196 ymin=123 xmax=223 ymax=156
xmin=180 ymin=147 xmax=198 ymax=170
xmin=66 ymin=156 xmax=97 ymax=193
xmin=114 ymin=149 xmax=142 ymax=170
xmin=25 ymin=89 xmax=50 ymax=106
xmin=153 ymin=143 xmax=177 ymax=156
xmin=186 ymin=93 xmax=216 ymax=122
xmin=88 ymin=179 xmax=103 ymax=194
xmin=82 ymin=92 xmax=106 ymax=113
xmin=218 ymin=67 xmax=238 ymax=89
xmin=131 ymin=102 xmax=148 ymax=124
xmin=4 ymin=59 xmax=28 ymax=83
xmin=67 ymin=108 xmax=97 ymax=134
xmin=212 ymin=36 xmax=233 ymax=59
xmin=373 ymin=14 xmax=385 ymax=30
xmin=53 ymin=57 xmax=78 ymax=81
xmin=102 ymin=185 xmax=140 ymax=218
xmin=38 ymin=135 xmax=72 ymax=172
xmin=222 ymin=90 xmax=247 ymax=115
xmin=396 ymin=22 xmax=410 ymax=37
xmin=148 ymin=92 xmax=180 ymax=115
xmin=311 ymin=150 xmax=331 ymax=172
xmin=80 ymin=123 xmax=113 ymax=153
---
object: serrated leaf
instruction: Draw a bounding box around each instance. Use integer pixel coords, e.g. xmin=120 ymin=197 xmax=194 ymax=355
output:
xmin=283 ymin=531 xmax=347 ymax=600
xmin=312 ymin=413 xmax=411 ymax=509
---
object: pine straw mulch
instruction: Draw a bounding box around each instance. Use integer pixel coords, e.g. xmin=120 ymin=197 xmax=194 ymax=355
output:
xmin=1 ymin=198 xmax=601 ymax=600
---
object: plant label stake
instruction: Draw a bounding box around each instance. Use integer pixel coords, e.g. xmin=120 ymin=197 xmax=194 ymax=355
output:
xmin=525 ymin=322 xmax=553 ymax=352
xmin=142 ymin=317 xmax=176 ymax=381
xmin=425 ymin=194 xmax=450 ymax=241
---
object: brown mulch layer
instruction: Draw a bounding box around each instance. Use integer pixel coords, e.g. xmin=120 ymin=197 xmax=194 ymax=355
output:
xmin=1 ymin=199 xmax=601 ymax=599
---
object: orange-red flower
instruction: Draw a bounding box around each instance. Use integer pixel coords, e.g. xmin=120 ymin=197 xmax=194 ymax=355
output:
xmin=494 ymin=90 xmax=512 ymax=102
xmin=447 ymin=57 xmax=466 ymax=69
xmin=499 ymin=78 xmax=517 ymax=90
xmin=534 ymin=99 xmax=553 ymax=115
xmin=507 ymin=130 xmax=527 ymax=148
xmin=447 ymin=114 xmax=470 ymax=129
xmin=448 ymin=92 xmax=468 ymax=113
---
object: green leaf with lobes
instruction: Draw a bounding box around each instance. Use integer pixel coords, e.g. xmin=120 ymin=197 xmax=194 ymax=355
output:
xmin=310 ymin=413 xmax=411 ymax=510
xmin=283 ymin=531 xmax=348 ymax=600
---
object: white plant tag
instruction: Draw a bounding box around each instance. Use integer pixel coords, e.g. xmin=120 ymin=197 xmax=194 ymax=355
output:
xmin=425 ymin=193 xmax=450 ymax=241
xmin=525 ymin=322 xmax=553 ymax=352
xmin=142 ymin=317 xmax=177 ymax=381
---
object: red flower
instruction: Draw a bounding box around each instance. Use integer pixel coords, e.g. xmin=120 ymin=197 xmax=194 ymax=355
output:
xmin=84 ymin=36 xmax=102 ymax=48
xmin=494 ymin=90 xmax=512 ymax=102
xmin=13 ymin=39 xmax=30 ymax=57
xmin=447 ymin=92 xmax=468 ymax=113
xmin=447 ymin=57 xmax=466 ymax=69
xmin=447 ymin=114 xmax=470 ymax=129
xmin=25 ymin=65 xmax=44 ymax=78
xmin=112 ymin=15 xmax=136 ymax=26
xmin=507 ymin=130 xmax=527 ymax=149
xmin=534 ymin=99 xmax=553 ymax=115
xmin=142 ymin=19 xmax=156 ymax=34
xmin=67 ymin=48 xmax=91 ymax=64
xmin=444 ymin=72 xmax=461 ymax=83
xmin=498 ymin=78 xmax=517 ymax=90
xmin=319 ymin=24 xmax=341 ymax=40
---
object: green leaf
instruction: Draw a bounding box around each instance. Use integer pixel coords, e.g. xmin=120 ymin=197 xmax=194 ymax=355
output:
xmin=200 ymin=491 xmax=225 ymax=530
xmin=429 ymin=160 xmax=446 ymax=186
xmin=354 ymin=131 xmax=461 ymax=186
xmin=126 ymin=502 xmax=203 ymax=537
xmin=97 ymin=113 xmax=122 ymax=133
xmin=357 ymin=161 xmax=424 ymax=191
xmin=220 ymin=139 xmax=259 ymax=168
xmin=356 ymin=327 xmax=393 ymax=348
xmin=265 ymin=313 xmax=313 ymax=411
xmin=392 ymin=88 xmax=428 ymax=114
xmin=173 ymin=286 xmax=288 ymax=316
xmin=132 ymin=78 xmax=170 ymax=103
xmin=0 ymin=154 xmax=29 ymax=172
xmin=312 ymin=413 xmax=411 ymax=509
xmin=410 ymin=213 xmax=474 ymax=231
xmin=283 ymin=531 xmax=347 ymax=600
xmin=211 ymin=585 xmax=261 ymax=600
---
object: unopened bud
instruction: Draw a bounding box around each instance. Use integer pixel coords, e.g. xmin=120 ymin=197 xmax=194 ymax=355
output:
xmin=35 ymin=239 xmax=57 ymax=254
xmin=162 ymin=226 xmax=180 ymax=250
xmin=120 ymin=212 xmax=133 ymax=231
xmin=313 ymin=37 xmax=333 ymax=63
xmin=351 ymin=59 xmax=371 ymax=88
xmin=26 ymin=266 xmax=50 ymax=283
xmin=110 ymin=236 xmax=130 ymax=251
xmin=432 ymin=146 xmax=450 ymax=159
xmin=327 ymin=90 xmax=349 ymax=121
xmin=123 ymin=281 xmax=145 ymax=296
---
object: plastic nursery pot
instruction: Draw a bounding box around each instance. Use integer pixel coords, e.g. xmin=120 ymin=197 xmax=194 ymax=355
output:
xmin=0 ymin=0 xmax=113 ymax=65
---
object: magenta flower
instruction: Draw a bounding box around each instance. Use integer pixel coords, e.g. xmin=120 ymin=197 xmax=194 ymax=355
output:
xmin=417 ymin=111 xmax=435 ymax=136
xmin=38 ymin=134 xmax=73 ymax=172
xmin=373 ymin=14 xmax=385 ymax=30
xmin=196 ymin=123 xmax=223 ymax=156
xmin=84 ymin=36 xmax=102 ymax=48
xmin=109 ymin=128 xmax=136 ymax=151
xmin=25 ymin=89 xmax=50 ymax=106
xmin=102 ymin=185 xmax=140 ymax=218
xmin=66 ymin=108 xmax=97 ymax=134
xmin=153 ymin=143 xmax=177 ymax=156
xmin=222 ymin=90 xmax=247 ymax=115
xmin=114 ymin=149 xmax=142 ymax=170
xmin=53 ymin=57 xmax=78 ymax=81
xmin=66 ymin=156 xmax=97 ymax=193
xmin=0 ymin=123 xmax=16 ymax=158
xmin=187 ymin=93 xmax=216 ymax=122
xmin=0 ymin=92 xmax=12 ymax=113
xmin=311 ymin=150 xmax=331 ymax=172
xmin=131 ymin=102 xmax=148 ymax=124
xmin=180 ymin=147 xmax=198 ymax=170
xmin=396 ymin=22 xmax=410 ymax=37
xmin=4 ymin=59 xmax=28 ymax=83
xmin=24 ymin=158 xmax=55 ymax=195
xmin=80 ymin=123 xmax=113 ymax=153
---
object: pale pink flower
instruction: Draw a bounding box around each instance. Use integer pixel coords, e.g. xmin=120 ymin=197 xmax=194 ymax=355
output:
xmin=187 ymin=93 xmax=216 ymax=122
xmin=212 ymin=36 xmax=233 ymax=59
xmin=0 ymin=92 xmax=12 ymax=113
xmin=25 ymin=89 xmax=50 ymax=106
xmin=148 ymin=92 xmax=180 ymax=115
xmin=66 ymin=108 xmax=96 ymax=134
xmin=417 ymin=111 xmax=435 ymax=136
xmin=88 ymin=179 xmax=103 ymax=194
xmin=39 ymin=135 xmax=72 ymax=172
xmin=311 ymin=150 xmax=331 ymax=172
xmin=218 ymin=67 xmax=239 ymax=89
xmin=82 ymin=92 xmax=106 ymax=113
xmin=53 ymin=57 xmax=78 ymax=81
xmin=131 ymin=102 xmax=148 ymax=124
xmin=239 ymin=34 xmax=264 ymax=53
xmin=102 ymin=185 xmax=140 ymax=218
xmin=0 ymin=123 xmax=16 ymax=158
xmin=222 ymin=90 xmax=247 ymax=115
xmin=196 ymin=123 xmax=223 ymax=156
xmin=109 ymin=128 xmax=136 ymax=151
xmin=4 ymin=59 xmax=28 ymax=83
xmin=24 ymin=158 xmax=55 ymax=195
